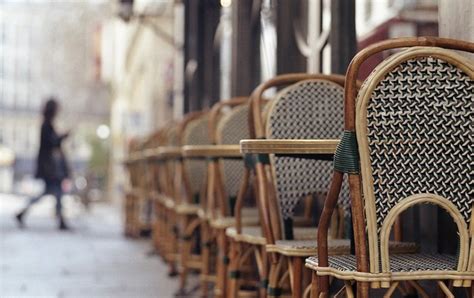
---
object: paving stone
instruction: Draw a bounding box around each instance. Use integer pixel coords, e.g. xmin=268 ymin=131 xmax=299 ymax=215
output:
xmin=0 ymin=194 xmax=184 ymax=298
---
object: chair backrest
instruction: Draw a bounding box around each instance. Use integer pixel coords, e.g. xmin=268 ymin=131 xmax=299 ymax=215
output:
xmin=216 ymin=103 xmax=250 ymax=215
xmin=265 ymin=79 xmax=349 ymax=239
xmin=350 ymin=42 xmax=473 ymax=275
xmin=156 ymin=123 xmax=178 ymax=198
xmin=126 ymin=139 xmax=140 ymax=188
xmin=181 ymin=114 xmax=210 ymax=204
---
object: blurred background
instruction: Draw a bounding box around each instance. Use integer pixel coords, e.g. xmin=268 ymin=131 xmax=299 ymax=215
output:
xmin=0 ymin=0 xmax=471 ymax=296
xmin=0 ymin=0 xmax=447 ymax=205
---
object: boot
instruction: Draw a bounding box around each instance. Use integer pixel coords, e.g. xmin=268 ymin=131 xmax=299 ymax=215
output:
xmin=15 ymin=211 xmax=25 ymax=228
xmin=58 ymin=216 xmax=70 ymax=231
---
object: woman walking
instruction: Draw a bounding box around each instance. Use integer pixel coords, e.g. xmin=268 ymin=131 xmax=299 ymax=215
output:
xmin=15 ymin=98 xmax=71 ymax=230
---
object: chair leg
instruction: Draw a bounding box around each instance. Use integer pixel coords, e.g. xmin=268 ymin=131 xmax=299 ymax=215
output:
xmin=383 ymin=282 xmax=399 ymax=298
xmin=310 ymin=271 xmax=319 ymax=298
xmin=406 ymin=280 xmax=429 ymax=298
xmin=179 ymin=216 xmax=190 ymax=291
xmin=317 ymin=275 xmax=328 ymax=298
xmin=179 ymin=239 xmax=192 ymax=291
xmin=227 ymin=240 xmax=241 ymax=298
xmin=200 ymin=223 xmax=210 ymax=297
xmin=168 ymin=216 xmax=179 ymax=276
xmin=268 ymin=256 xmax=284 ymax=297
xmin=258 ymin=246 xmax=268 ymax=298
xmin=437 ymin=281 xmax=454 ymax=298
xmin=216 ymin=229 xmax=228 ymax=297
xmin=344 ymin=281 xmax=355 ymax=298
xmin=291 ymin=257 xmax=303 ymax=298
xmin=303 ymin=283 xmax=312 ymax=298
xmin=356 ymin=281 xmax=370 ymax=298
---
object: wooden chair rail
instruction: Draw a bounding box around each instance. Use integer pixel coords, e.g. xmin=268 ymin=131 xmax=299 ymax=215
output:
xmin=156 ymin=146 xmax=183 ymax=159
xmin=182 ymin=145 xmax=242 ymax=159
xmin=239 ymin=139 xmax=340 ymax=154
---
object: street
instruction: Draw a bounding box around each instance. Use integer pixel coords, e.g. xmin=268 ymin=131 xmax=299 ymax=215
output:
xmin=0 ymin=194 xmax=179 ymax=298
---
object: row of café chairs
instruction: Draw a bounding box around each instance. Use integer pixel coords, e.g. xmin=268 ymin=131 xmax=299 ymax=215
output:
xmin=123 ymin=37 xmax=474 ymax=297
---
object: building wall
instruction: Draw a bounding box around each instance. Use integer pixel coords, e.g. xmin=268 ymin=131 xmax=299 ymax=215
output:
xmin=0 ymin=1 xmax=110 ymax=183
xmin=439 ymin=0 xmax=473 ymax=43
xmin=102 ymin=9 xmax=175 ymax=201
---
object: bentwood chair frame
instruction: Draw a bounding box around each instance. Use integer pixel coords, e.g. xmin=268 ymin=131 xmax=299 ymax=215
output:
xmin=250 ymin=74 xmax=354 ymax=297
xmin=227 ymin=74 xmax=347 ymax=297
xmin=124 ymin=138 xmax=154 ymax=238
xmin=148 ymin=123 xmax=181 ymax=276
xmin=183 ymin=97 xmax=262 ymax=297
xmin=207 ymin=98 xmax=262 ymax=297
xmin=175 ymin=110 xmax=211 ymax=293
xmin=124 ymin=140 xmax=143 ymax=237
xmin=307 ymin=37 xmax=474 ymax=298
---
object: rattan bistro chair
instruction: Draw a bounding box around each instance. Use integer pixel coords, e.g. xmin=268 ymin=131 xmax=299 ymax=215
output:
xmin=227 ymin=74 xmax=347 ymax=297
xmin=183 ymin=98 xmax=261 ymax=297
xmin=193 ymin=97 xmax=259 ymax=297
xmin=124 ymin=139 xmax=143 ymax=237
xmin=124 ymin=137 xmax=154 ymax=238
xmin=246 ymin=75 xmax=354 ymax=297
xmin=147 ymin=123 xmax=181 ymax=276
xmin=213 ymin=100 xmax=265 ymax=297
xmin=176 ymin=111 xmax=211 ymax=293
xmin=306 ymin=37 xmax=474 ymax=298
xmin=239 ymin=74 xmax=418 ymax=297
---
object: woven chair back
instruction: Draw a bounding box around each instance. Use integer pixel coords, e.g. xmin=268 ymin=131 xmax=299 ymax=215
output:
xmin=266 ymin=79 xmax=349 ymax=239
xmin=216 ymin=104 xmax=250 ymax=214
xmin=159 ymin=124 xmax=178 ymax=198
xmin=182 ymin=115 xmax=210 ymax=202
xmin=355 ymin=47 xmax=473 ymax=274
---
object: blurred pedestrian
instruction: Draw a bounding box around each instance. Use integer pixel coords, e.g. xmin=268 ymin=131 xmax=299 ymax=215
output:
xmin=15 ymin=97 xmax=71 ymax=230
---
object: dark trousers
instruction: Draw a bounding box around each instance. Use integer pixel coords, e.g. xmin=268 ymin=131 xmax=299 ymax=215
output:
xmin=25 ymin=180 xmax=64 ymax=216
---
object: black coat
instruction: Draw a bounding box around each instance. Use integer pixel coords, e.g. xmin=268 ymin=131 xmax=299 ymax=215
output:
xmin=35 ymin=121 xmax=69 ymax=182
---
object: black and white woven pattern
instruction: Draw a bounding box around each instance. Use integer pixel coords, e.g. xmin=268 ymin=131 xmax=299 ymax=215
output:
xmin=167 ymin=126 xmax=179 ymax=146
xmin=364 ymin=57 xmax=473 ymax=232
xmin=183 ymin=116 xmax=210 ymax=195
xmin=218 ymin=105 xmax=250 ymax=198
xmin=306 ymin=253 xmax=457 ymax=272
xmin=267 ymin=80 xmax=349 ymax=220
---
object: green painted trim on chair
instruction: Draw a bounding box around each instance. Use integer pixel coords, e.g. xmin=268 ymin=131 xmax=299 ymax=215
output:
xmin=260 ymin=279 xmax=269 ymax=289
xmin=267 ymin=287 xmax=282 ymax=296
xmin=333 ymin=130 xmax=360 ymax=174
xmin=229 ymin=270 xmax=240 ymax=279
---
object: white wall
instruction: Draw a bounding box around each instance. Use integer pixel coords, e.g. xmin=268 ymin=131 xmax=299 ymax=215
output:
xmin=439 ymin=0 xmax=473 ymax=42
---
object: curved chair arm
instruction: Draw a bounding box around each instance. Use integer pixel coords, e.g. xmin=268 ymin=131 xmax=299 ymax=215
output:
xmin=317 ymin=170 xmax=344 ymax=295
xmin=239 ymin=139 xmax=340 ymax=155
xmin=182 ymin=145 xmax=242 ymax=159
xmin=156 ymin=146 xmax=183 ymax=160
xmin=238 ymin=139 xmax=340 ymax=246
xmin=122 ymin=157 xmax=136 ymax=166
xmin=249 ymin=73 xmax=347 ymax=139
xmin=127 ymin=152 xmax=144 ymax=163
xmin=344 ymin=36 xmax=474 ymax=131
xmin=183 ymin=144 xmax=243 ymax=219
xmin=208 ymin=97 xmax=249 ymax=144
xmin=143 ymin=148 xmax=159 ymax=161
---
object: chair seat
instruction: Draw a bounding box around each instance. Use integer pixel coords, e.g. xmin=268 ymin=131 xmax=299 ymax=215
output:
xmin=197 ymin=208 xmax=210 ymax=220
xmin=226 ymin=226 xmax=318 ymax=245
xmin=268 ymin=240 xmax=417 ymax=257
xmin=267 ymin=239 xmax=350 ymax=256
xmin=210 ymin=208 xmax=260 ymax=229
xmin=226 ymin=226 xmax=266 ymax=245
xmin=163 ymin=198 xmax=176 ymax=209
xmin=175 ymin=203 xmax=200 ymax=215
xmin=151 ymin=192 xmax=175 ymax=209
xmin=305 ymin=253 xmax=473 ymax=283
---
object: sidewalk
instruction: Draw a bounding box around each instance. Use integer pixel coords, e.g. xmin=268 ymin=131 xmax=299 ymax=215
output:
xmin=0 ymin=193 xmax=179 ymax=298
